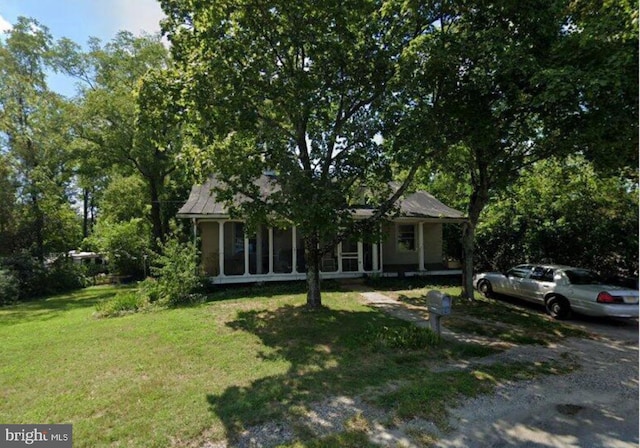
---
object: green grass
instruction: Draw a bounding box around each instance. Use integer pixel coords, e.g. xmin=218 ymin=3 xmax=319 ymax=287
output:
xmin=0 ymin=283 xmax=578 ymax=447
xmin=375 ymin=359 xmax=578 ymax=429
xmin=389 ymin=283 xmax=590 ymax=345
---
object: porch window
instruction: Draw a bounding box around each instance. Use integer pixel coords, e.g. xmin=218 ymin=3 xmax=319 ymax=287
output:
xmin=397 ymin=224 xmax=416 ymax=251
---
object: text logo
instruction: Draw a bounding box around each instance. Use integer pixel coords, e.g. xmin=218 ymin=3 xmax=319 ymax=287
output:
xmin=0 ymin=425 xmax=72 ymax=447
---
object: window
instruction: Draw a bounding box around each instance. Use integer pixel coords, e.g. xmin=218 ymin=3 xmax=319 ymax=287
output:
xmin=530 ymin=266 xmax=554 ymax=282
xmin=233 ymin=222 xmax=244 ymax=255
xmin=397 ymin=224 xmax=416 ymax=251
xmin=565 ymin=269 xmax=601 ymax=285
xmin=507 ymin=265 xmax=533 ymax=278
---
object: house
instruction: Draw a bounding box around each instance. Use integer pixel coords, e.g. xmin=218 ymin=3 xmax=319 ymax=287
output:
xmin=177 ymin=175 xmax=467 ymax=284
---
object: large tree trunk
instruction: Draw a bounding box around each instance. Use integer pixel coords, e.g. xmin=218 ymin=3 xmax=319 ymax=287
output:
xmin=461 ymin=220 xmax=476 ymax=300
xmin=304 ymin=234 xmax=322 ymax=309
xmin=461 ymin=175 xmax=490 ymax=300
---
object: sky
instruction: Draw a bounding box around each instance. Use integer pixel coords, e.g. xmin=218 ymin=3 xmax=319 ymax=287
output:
xmin=0 ymin=0 xmax=166 ymax=97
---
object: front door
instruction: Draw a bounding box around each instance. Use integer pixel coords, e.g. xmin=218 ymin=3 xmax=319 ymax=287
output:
xmin=341 ymin=239 xmax=359 ymax=272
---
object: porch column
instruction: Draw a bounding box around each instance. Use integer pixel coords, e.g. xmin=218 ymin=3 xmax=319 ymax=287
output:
xmin=418 ymin=222 xmax=425 ymax=271
xmin=218 ymin=221 xmax=225 ymax=277
xmin=357 ymin=241 xmax=364 ymax=272
xmin=292 ymin=226 xmax=298 ymax=273
xmin=372 ymin=241 xmax=379 ymax=272
xmin=337 ymin=242 xmax=343 ymax=272
xmin=268 ymin=227 xmax=274 ymax=274
xmin=256 ymin=227 xmax=263 ymax=274
xmin=244 ymin=230 xmax=250 ymax=275
xmin=378 ymin=223 xmax=384 ymax=273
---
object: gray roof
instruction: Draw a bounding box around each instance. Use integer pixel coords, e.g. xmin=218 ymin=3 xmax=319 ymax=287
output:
xmin=177 ymin=175 xmax=466 ymax=221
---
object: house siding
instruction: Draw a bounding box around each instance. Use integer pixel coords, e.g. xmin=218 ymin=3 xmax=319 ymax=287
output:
xmin=423 ymin=223 xmax=443 ymax=265
xmin=381 ymin=221 xmax=444 ymax=270
xmin=200 ymin=221 xmax=219 ymax=276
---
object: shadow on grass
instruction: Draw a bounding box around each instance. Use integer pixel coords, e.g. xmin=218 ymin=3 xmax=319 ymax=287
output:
xmin=205 ymin=303 xmax=497 ymax=444
xmin=204 ymin=280 xmax=343 ymax=303
xmin=0 ymin=286 xmax=129 ymax=326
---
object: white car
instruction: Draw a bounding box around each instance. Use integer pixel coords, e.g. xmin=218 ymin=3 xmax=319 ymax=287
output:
xmin=473 ymin=264 xmax=639 ymax=319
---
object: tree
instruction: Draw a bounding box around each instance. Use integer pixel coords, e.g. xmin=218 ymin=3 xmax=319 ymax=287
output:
xmin=98 ymin=174 xmax=148 ymax=223
xmin=132 ymin=68 xmax=184 ymax=244
xmin=411 ymin=0 xmax=638 ymax=299
xmin=0 ymin=153 xmax=18 ymax=255
xmin=549 ymin=0 xmax=638 ymax=177
xmin=476 ymin=156 xmax=638 ymax=278
xmin=86 ymin=218 xmax=151 ymax=278
xmin=160 ymin=0 xmax=446 ymax=307
xmin=58 ymin=32 xmax=183 ymax=246
xmin=0 ymin=17 xmax=81 ymax=260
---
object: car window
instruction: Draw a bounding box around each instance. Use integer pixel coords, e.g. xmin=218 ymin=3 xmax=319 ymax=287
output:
xmin=530 ymin=267 xmax=554 ymax=282
xmin=507 ymin=265 xmax=533 ymax=278
xmin=564 ymin=269 xmax=602 ymax=285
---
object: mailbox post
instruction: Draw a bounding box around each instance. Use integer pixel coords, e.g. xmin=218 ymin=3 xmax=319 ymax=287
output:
xmin=425 ymin=290 xmax=452 ymax=335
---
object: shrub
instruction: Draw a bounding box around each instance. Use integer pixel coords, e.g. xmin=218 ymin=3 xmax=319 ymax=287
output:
xmin=46 ymin=258 xmax=88 ymax=293
xmin=0 ymin=269 xmax=19 ymax=305
xmin=149 ymin=237 xmax=202 ymax=307
xmin=95 ymin=291 xmax=148 ymax=318
xmin=0 ymin=253 xmax=87 ymax=301
xmin=0 ymin=253 xmax=48 ymax=300
xmin=86 ymin=218 xmax=151 ymax=278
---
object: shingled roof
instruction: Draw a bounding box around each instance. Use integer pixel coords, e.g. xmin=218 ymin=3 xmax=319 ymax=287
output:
xmin=177 ymin=175 xmax=466 ymax=221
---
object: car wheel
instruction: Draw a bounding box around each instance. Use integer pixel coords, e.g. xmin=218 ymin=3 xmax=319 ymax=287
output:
xmin=478 ymin=279 xmax=493 ymax=298
xmin=545 ymin=295 xmax=571 ymax=320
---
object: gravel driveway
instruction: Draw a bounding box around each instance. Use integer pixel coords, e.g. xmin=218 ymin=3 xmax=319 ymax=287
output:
xmin=438 ymin=320 xmax=638 ymax=447
xmin=204 ymin=292 xmax=638 ymax=448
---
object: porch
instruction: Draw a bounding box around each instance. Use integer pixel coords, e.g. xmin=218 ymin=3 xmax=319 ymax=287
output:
xmin=194 ymin=219 xmax=461 ymax=285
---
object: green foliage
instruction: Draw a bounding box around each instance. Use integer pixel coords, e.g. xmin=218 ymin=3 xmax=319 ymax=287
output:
xmin=0 ymin=17 xmax=83 ymax=260
xmin=0 ymin=254 xmax=87 ymax=302
xmin=99 ymin=175 xmax=148 ymax=223
xmin=161 ymin=0 xmax=437 ymax=305
xmin=476 ymin=156 xmax=638 ymax=277
xmin=0 ymin=269 xmax=19 ymax=305
xmin=94 ymin=291 xmax=148 ymax=317
xmin=46 ymin=258 xmax=88 ymax=293
xmin=146 ymin=237 xmax=202 ymax=307
xmin=360 ymin=323 xmax=441 ymax=351
xmin=86 ymin=219 xmax=151 ymax=278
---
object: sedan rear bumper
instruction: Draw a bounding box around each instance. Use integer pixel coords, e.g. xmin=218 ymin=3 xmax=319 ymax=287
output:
xmin=581 ymin=303 xmax=639 ymax=318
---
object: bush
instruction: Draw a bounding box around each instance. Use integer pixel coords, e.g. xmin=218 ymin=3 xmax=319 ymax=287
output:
xmin=0 ymin=253 xmax=87 ymax=301
xmin=0 ymin=253 xmax=48 ymax=300
xmin=0 ymin=269 xmax=19 ymax=305
xmin=46 ymin=258 xmax=88 ymax=293
xmin=95 ymin=291 xmax=148 ymax=318
xmin=149 ymin=237 xmax=202 ymax=307
xmin=86 ymin=218 xmax=151 ymax=278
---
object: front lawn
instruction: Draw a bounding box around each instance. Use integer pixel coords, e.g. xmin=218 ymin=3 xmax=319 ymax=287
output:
xmin=0 ymin=283 xmax=577 ymax=447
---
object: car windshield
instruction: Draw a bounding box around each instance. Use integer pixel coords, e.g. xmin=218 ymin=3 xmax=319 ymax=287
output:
xmin=564 ymin=269 xmax=602 ymax=285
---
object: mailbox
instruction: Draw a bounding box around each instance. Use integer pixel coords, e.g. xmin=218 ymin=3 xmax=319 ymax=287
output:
xmin=426 ymin=290 xmax=452 ymax=316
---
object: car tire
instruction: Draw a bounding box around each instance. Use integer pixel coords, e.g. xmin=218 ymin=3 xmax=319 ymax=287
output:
xmin=478 ymin=279 xmax=493 ymax=298
xmin=545 ymin=295 xmax=571 ymax=320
